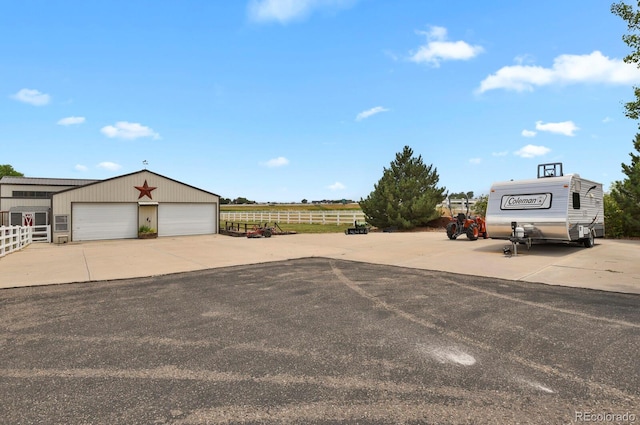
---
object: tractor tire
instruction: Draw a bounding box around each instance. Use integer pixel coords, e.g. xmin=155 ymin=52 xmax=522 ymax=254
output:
xmin=263 ymin=228 xmax=272 ymax=238
xmin=446 ymin=222 xmax=457 ymax=240
xmin=466 ymin=223 xmax=479 ymax=241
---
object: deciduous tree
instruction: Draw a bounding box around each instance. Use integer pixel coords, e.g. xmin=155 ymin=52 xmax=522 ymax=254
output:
xmin=0 ymin=164 xmax=23 ymax=178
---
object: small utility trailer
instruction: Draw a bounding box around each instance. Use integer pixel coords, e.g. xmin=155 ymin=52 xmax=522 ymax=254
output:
xmin=486 ymin=163 xmax=604 ymax=249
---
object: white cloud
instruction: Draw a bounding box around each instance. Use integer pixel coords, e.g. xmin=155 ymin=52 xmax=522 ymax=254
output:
xmin=383 ymin=49 xmax=399 ymax=61
xmin=57 ymin=116 xmax=85 ymax=126
xmin=514 ymin=54 xmax=535 ymax=65
xmin=247 ymin=0 xmax=355 ymax=24
xmin=356 ymin=106 xmax=389 ymax=121
xmin=409 ymin=26 xmax=484 ymax=67
xmin=535 ymin=120 xmax=579 ymax=136
xmin=521 ymin=129 xmax=537 ymax=137
xmin=11 ymin=88 xmax=51 ymax=106
xmin=263 ymin=156 xmax=290 ymax=167
xmin=602 ymin=116 xmax=612 ymax=123
xmin=97 ymin=162 xmax=122 ymax=171
xmin=469 ymin=158 xmax=482 ymax=164
xmin=101 ymin=121 xmax=160 ymax=140
xmin=478 ymin=51 xmax=640 ymax=93
xmin=328 ymin=181 xmax=346 ymax=190
xmin=514 ymin=144 xmax=551 ymax=158
xmin=74 ymin=164 xmax=88 ymax=172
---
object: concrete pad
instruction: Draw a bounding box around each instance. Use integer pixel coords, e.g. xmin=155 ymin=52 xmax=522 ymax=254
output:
xmin=0 ymin=232 xmax=638 ymax=294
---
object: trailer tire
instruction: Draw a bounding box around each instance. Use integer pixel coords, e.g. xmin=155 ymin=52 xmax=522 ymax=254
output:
xmin=583 ymin=230 xmax=594 ymax=248
xmin=466 ymin=223 xmax=479 ymax=241
xmin=263 ymin=228 xmax=272 ymax=238
xmin=446 ymin=223 xmax=457 ymax=240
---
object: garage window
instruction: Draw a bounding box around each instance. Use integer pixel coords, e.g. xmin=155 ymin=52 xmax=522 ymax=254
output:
xmin=54 ymin=215 xmax=69 ymax=231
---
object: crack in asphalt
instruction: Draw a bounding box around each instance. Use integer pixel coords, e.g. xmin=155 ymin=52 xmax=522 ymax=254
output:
xmin=328 ymin=260 xmax=639 ymax=402
xmin=437 ymin=275 xmax=640 ymax=329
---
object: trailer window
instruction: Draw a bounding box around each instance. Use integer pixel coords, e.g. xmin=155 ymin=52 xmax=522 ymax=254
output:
xmin=572 ymin=192 xmax=580 ymax=209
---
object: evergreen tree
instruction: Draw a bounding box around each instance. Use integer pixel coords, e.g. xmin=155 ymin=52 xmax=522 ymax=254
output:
xmin=610 ymin=2 xmax=640 ymax=236
xmin=612 ymin=2 xmax=640 ymax=120
xmin=609 ymin=135 xmax=640 ymax=236
xmin=359 ymin=146 xmax=446 ymax=229
xmin=604 ymin=193 xmax=625 ymax=238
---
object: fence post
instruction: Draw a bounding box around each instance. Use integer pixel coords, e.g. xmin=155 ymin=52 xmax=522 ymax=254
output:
xmin=219 ymin=209 xmax=366 ymax=226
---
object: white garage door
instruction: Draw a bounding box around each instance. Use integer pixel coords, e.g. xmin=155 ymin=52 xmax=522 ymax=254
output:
xmin=72 ymin=203 xmax=138 ymax=241
xmin=158 ymin=203 xmax=216 ymax=237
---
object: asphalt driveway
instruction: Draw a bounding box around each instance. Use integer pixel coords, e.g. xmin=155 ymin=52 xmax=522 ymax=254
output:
xmin=1 ymin=258 xmax=638 ymax=424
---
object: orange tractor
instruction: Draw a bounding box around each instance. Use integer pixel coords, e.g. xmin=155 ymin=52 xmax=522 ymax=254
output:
xmin=445 ymin=195 xmax=488 ymax=241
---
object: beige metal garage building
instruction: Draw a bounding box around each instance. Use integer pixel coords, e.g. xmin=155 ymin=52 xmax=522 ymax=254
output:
xmin=51 ymin=170 xmax=219 ymax=243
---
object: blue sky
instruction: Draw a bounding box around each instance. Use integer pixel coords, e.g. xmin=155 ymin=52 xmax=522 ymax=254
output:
xmin=2 ymin=0 xmax=639 ymax=202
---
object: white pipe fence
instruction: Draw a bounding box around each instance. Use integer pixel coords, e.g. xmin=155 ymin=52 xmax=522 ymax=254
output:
xmin=221 ymin=210 xmax=366 ymax=226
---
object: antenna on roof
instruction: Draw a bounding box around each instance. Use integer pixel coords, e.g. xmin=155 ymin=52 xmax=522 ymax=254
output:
xmin=143 ymin=160 xmax=148 ymax=169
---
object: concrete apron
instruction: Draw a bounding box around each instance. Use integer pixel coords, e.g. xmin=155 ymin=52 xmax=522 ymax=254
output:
xmin=0 ymin=232 xmax=638 ymax=294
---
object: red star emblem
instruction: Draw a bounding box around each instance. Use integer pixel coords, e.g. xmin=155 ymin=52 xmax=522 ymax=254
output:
xmin=135 ymin=180 xmax=157 ymax=199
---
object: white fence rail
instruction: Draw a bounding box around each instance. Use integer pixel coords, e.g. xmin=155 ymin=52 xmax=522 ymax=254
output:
xmin=0 ymin=225 xmax=51 ymax=258
xmin=31 ymin=225 xmax=51 ymax=243
xmin=1 ymin=226 xmax=33 ymax=258
xmin=221 ymin=210 xmax=366 ymax=226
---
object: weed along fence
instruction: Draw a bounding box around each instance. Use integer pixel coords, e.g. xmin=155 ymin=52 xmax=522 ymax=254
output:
xmin=220 ymin=210 xmax=366 ymax=226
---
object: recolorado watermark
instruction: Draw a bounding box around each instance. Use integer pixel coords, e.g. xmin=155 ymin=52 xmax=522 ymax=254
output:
xmin=575 ymin=411 xmax=636 ymax=422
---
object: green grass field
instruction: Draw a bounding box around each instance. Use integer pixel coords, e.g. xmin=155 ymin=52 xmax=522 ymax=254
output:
xmin=219 ymin=203 xmax=450 ymax=234
xmin=277 ymin=222 xmax=354 ymax=234
xmin=220 ymin=203 xmax=363 ymax=212
xmin=220 ymin=204 xmax=364 ymax=233
xmin=220 ymin=219 xmax=357 ymax=234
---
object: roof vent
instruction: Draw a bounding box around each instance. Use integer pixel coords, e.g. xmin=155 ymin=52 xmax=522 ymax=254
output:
xmin=537 ymin=163 xmax=563 ymax=178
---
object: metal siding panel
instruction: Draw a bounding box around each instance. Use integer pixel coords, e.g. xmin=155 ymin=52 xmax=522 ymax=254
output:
xmin=486 ymin=174 xmax=605 ymax=242
xmin=72 ymin=203 xmax=138 ymax=241
xmin=486 ymin=177 xmax=571 ymax=240
xmin=567 ymin=178 xmax=604 ymax=241
xmin=52 ymin=171 xmax=219 ymax=241
xmin=1 ymin=199 xmax=52 ymax=209
xmin=158 ymin=204 xmax=216 ymax=236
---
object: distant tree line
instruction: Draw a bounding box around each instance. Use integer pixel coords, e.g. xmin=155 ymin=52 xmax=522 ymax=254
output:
xmin=220 ymin=197 xmax=256 ymax=205
xmin=220 ymin=197 xmax=356 ymax=205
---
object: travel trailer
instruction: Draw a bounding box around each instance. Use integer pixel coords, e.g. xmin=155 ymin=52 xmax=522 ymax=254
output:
xmin=486 ymin=163 xmax=604 ymax=248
